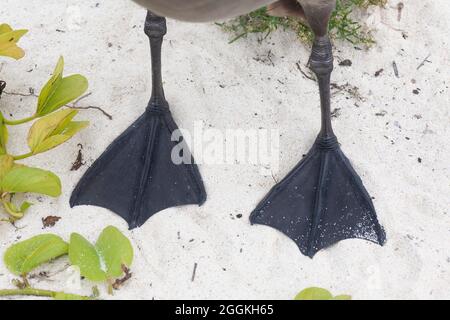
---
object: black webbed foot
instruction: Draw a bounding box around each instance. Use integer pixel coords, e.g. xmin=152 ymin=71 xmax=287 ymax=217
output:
xmin=250 ymin=136 xmax=386 ymax=258
xmin=70 ymin=11 xmax=206 ymax=229
xmin=250 ymin=7 xmax=386 ymax=257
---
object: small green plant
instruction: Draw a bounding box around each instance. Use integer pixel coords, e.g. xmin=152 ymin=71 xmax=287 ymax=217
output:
xmin=217 ymin=0 xmax=387 ymax=46
xmin=1 ymin=226 xmax=133 ymax=300
xmin=0 ymin=24 xmax=27 ymax=60
xmin=0 ymin=23 xmax=88 ymax=222
xmin=294 ymin=287 xmax=352 ymax=300
xmin=69 ymin=226 xmax=134 ymax=294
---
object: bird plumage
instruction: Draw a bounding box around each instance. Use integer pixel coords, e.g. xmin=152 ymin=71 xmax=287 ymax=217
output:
xmin=132 ymin=0 xmax=335 ymax=22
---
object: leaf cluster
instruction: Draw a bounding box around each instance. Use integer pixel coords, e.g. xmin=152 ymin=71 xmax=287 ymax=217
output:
xmin=2 ymin=226 xmax=133 ymax=299
xmin=0 ymin=24 xmax=89 ymax=221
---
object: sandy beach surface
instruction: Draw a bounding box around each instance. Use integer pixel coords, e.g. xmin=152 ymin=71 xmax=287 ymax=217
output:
xmin=0 ymin=0 xmax=448 ymax=299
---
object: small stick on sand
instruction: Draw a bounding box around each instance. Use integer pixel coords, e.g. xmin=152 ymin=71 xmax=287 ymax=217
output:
xmin=392 ymin=61 xmax=399 ymax=78
xmin=296 ymin=62 xmax=316 ymax=82
xmin=191 ymin=263 xmax=198 ymax=282
xmin=69 ymin=92 xmax=113 ymax=120
xmin=416 ymin=54 xmax=431 ymax=70
xmin=397 ymin=2 xmax=404 ymax=22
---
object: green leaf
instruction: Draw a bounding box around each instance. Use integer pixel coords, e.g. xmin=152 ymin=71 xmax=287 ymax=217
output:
xmin=96 ymin=226 xmax=134 ymax=278
xmin=20 ymin=201 xmax=33 ymax=213
xmin=0 ymin=166 xmax=61 ymax=197
xmin=28 ymin=109 xmax=77 ymax=151
xmin=27 ymin=109 xmax=88 ymax=155
xmin=32 ymin=121 xmax=88 ymax=154
xmin=332 ymin=295 xmax=352 ymax=300
xmin=0 ymin=24 xmax=28 ymax=60
xmin=0 ymin=112 xmax=8 ymax=155
xmin=32 ymin=135 xmax=71 ymax=155
xmin=36 ymin=57 xmax=88 ymax=116
xmin=4 ymin=234 xmax=68 ymax=275
xmin=0 ymin=154 xmax=14 ymax=180
xmin=53 ymin=292 xmax=90 ymax=300
xmin=68 ymin=233 xmax=107 ymax=282
xmin=294 ymin=287 xmax=333 ymax=300
xmin=40 ymin=75 xmax=88 ymax=115
xmin=37 ymin=57 xmax=64 ymax=115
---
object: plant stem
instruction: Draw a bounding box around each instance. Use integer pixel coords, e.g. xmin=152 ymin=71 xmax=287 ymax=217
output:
xmin=0 ymin=288 xmax=91 ymax=300
xmin=107 ymin=280 xmax=114 ymax=296
xmin=4 ymin=115 xmax=37 ymax=126
xmin=2 ymin=203 xmax=21 ymax=220
xmin=0 ymin=288 xmax=55 ymax=298
xmin=1 ymin=197 xmax=22 ymax=220
xmin=13 ymin=152 xmax=33 ymax=161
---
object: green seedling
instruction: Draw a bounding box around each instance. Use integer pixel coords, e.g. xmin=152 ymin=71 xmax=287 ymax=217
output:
xmin=0 ymin=24 xmax=88 ymax=221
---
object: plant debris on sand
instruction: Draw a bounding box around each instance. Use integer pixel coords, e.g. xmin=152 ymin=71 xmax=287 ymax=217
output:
xmin=42 ymin=216 xmax=61 ymax=228
xmin=217 ymin=0 xmax=387 ymax=46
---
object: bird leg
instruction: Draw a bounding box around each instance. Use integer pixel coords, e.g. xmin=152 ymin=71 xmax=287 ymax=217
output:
xmin=144 ymin=10 xmax=167 ymax=106
xmin=302 ymin=1 xmax=336 ymax=139
xmin=309 ymin=35 xmax=334 ymax=138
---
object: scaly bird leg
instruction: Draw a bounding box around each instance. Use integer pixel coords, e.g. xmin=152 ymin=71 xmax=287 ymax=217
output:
xmin=144 ymin=11 xmax=167 ymax=106
xmin=309 ymin=35 xmax=334 ymax=138
xmin=301 ymin=0 xmax=336 ymax=139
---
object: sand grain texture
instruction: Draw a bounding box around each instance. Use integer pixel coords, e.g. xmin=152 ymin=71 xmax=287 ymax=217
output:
xmin=0 ymin=0 xmax=448 ymax=299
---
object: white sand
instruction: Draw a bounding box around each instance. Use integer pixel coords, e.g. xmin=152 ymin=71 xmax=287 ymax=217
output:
xmin=0 ymin=0 xmax=448 ymax=300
